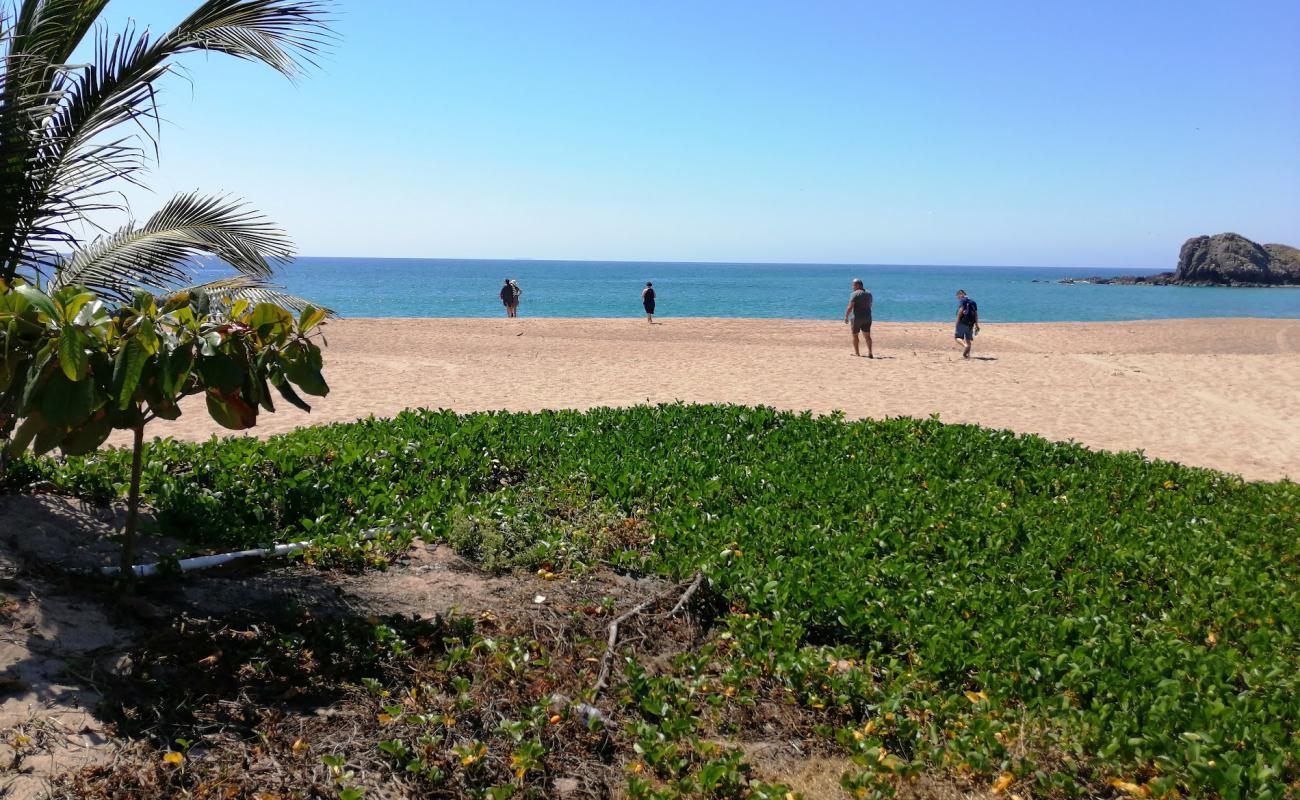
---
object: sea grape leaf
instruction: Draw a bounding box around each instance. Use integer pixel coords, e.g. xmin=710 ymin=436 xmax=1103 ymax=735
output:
xmin=197 ymin=353 xmax=244 ymax=393
xmin=272 ymin=375 xmax=312 ymax=412
xmin=299 ymin=305 xmax=327 ymax=334
xmin=58 ymin=327 xmax=87 ymax=381
xmin=36 ymin=371 xmax=96 ymax=428
xmin=59 ymin=413 xmax=114 ymax=456
xmin=8 ymin=413 xmax=45 ymax=455
xmin=13 ymin=284 xmax=58 ymax=319
xmin=111 ymin=340 xmax=148 ymax=410
xmin=250 ymin=303 xmax=293 ymax=340
xmin=206 ymin=390 xmax=258 ymax=430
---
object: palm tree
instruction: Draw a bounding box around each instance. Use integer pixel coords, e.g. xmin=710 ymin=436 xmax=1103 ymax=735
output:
xmin=0 ymin=0 xmax=331 ymax=460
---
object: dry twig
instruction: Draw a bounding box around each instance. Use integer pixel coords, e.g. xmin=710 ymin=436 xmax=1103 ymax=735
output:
xmin=592 ymin=572 xmax=702 ymax=696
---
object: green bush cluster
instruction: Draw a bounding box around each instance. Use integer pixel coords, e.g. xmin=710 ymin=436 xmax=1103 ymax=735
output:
xmin=7 ymin=404 xmax=1298 ymax=796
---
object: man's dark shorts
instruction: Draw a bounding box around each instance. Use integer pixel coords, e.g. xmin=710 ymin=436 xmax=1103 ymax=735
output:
xmin=852 ymin=317 xmax=872 ymax=334
xmin=955 ymin=323 xmax=974 ymax=341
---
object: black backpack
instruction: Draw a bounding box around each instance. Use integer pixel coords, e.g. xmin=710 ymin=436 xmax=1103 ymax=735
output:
xmin=963 ymin=299 xmax=978 ymax=326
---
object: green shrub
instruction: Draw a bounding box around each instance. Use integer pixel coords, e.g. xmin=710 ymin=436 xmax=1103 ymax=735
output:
xmin=12 ymin=404 xmax=1299 ymax=797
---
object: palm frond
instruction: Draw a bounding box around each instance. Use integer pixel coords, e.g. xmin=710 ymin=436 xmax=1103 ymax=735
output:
xmin=9 ymin=1 xmax=110 ymax=69
xmin=179 ymin=275 xmax=335 ymax=318
xmin=51 ymin=191 xmax=294 ymax=300
xmin=1 ymin=1 xmax=330 ymax=280
xmin=163 ymin=0 xmax=334 ymax=79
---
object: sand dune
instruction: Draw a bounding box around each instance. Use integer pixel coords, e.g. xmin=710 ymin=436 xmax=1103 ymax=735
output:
xmin=106 ymin=317 xmax=1300 ymax=482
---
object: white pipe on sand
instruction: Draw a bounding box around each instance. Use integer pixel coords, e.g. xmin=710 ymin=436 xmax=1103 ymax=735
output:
xmin=100 ymin=526 xmax=398 ymax=579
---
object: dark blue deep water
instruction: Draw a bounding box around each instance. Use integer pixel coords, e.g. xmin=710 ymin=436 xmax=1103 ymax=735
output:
xmin=196 ymin=258 xmax=1300 ymax=322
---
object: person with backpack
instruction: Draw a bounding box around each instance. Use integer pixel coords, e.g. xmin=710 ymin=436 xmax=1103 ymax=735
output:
xmin=509 ymin=280 xmax=522 ymax=316
xmin=954 ymin=289 xmax=979 ymax=358
xmin=843 ymin=278 xmax=874 ymax=358
xmin=642 ymin=281 xmax=656 ymax=323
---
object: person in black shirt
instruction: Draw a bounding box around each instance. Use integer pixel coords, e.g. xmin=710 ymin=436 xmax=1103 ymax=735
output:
xmin=843 ymin=278 xmax=874 ymax=358
xmin=500 ymin=279 xmax=517 ymax=318
xmin=642 ymin=281 xmax=656 ymax=323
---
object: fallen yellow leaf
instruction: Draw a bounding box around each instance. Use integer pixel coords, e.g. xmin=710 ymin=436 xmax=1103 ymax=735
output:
xmin=163 ymin=751 xmax=184 ymax=764
xmin=991 ymin=773 xmax=1013 ymax=793
xmin=1110 ymin=779 xmax=1151 ymax=797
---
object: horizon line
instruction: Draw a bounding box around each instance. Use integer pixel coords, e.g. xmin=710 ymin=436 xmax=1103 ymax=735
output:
xmin=290 ymin=255 xmax=1167 ymax=272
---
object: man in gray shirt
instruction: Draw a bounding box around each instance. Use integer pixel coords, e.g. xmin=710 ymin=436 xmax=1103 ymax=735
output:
xmin=843 ymin=278 xmax=874 ymax=358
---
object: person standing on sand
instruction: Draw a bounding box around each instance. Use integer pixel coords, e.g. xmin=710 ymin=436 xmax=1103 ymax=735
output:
xmin=509 ymin=280 xmax=522 ymax=316
xmin=843 ymin=278 xmax=873 ymax=358
xmin=499 ymin=279 xmax=516 ymax=318
xmin=953 ymin=289 xmax=979 ymax=358
xmin=642 ymin=281 xmax=656 ymax=323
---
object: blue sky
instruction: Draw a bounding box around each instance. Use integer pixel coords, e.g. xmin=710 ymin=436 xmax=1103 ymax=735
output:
xmin=90 ymin=1 xmax=1300 ymax=268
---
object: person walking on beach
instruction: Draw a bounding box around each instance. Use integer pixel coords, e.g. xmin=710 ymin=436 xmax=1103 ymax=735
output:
xmin=499 ymin=279 xmax=517 ymax=318
xmin=953 ymin=289 xmax=979 ymax=358
xmin=642 ymin=281 xmax=656 ymax=323
xmin=843 ymin=278 xmax=873 ymax=358
xmin=509 ymin=280 xmax=522 ymax=316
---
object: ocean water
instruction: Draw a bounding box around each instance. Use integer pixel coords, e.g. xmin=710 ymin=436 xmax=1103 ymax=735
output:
xmin=196 ymin=258 xmax=1300 ymax=322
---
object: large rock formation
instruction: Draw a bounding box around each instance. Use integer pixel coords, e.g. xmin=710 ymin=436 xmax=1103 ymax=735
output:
xmin=1063 ymin=233 xmax=1300 ymax=286
xmin=1175 ymin=233 xmax=1300 ymax=285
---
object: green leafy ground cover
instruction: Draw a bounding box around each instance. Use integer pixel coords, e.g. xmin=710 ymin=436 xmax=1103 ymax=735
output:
xmin=9 ymin=405 xmax=1299 ymax=798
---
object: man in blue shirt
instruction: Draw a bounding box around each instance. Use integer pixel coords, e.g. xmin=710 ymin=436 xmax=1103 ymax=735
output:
xmin=954 ymin=290 xmax=979 ymax=359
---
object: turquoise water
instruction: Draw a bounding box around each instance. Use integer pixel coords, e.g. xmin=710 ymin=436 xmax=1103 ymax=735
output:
xmin=197 ymin=258 xmax=1300 ymax=322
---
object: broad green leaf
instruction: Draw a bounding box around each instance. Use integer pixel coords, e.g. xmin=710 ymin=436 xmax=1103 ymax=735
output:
xmin=161 ymin=291 xmax=190 ymax=314
xmin=112 ymin=340 xmax=149 ymax=410
xmin=58 ymin=413 xmax=114 ymax=456
xmin=36 ymin=371 xmax=97 ymax=428
xmin=255 ymin=375 xmax=276 ymax=413
xmin=271 ymin=375 xmax=312 ymax=412
xmin=284 ymin=342 xmax=328 ymax=396
xmin=58 ymin=327 xmax=88 ymax=381
xmin=205 ymin=390 xmax=257 ymax=430
xmin=61 ymin=291 xmax=96 ymax=322
xmin=8 ymin=413 xmax=46 ymax=456
xmin=13 ymin=284 xmax=58 ymax=320
xmin=163 ymin=344 xmax=196 ymax=396
xmin=130 ymin=289 xmax=154 ymax=314
xmin=20 ymin=349 xmax=51 ymax=410
xmin=32 ymin=420 xmax=68 ymax=456
xmin=146 ymin=394 xmax=183 ymax=421
xmin=249 ymin=303 xmax=293 ymax=340
xmin=299 ymin=305 xmax=327 ymax=334
xmin=136 ymin=316 xmax=160 ymax=355
xmin=191 ymin=288 xmax=211 ymax=317
xmin=285 ymin=359 xmax=328 ymax=397
xmin=197 ymin=353 xmax=244 ymax=392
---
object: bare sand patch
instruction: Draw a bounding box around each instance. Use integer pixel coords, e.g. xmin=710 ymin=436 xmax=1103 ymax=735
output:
xmin=105 ymin=317 xmax=1300 ymax=481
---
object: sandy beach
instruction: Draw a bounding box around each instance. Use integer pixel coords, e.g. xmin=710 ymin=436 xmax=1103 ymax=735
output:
xmin=106 ymin=317 xmax=1300 ymax=482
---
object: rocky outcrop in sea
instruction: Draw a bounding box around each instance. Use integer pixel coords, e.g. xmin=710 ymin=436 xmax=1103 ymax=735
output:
xmin=1062 ymin=233 xmax=1300 ymax=287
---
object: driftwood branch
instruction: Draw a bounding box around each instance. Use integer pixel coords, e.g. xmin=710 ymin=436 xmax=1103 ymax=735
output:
xmin=666 ymin=571 xmax=705 ymax=618
xmin=593 ymin=571 xmax=703 ymax=695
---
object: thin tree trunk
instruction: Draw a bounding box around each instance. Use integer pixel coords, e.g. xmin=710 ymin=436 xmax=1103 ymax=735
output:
xmin=0 ymin=410 xmax=15 ymax=485
xmin=120 ymin=424 xmax=145 ymax=578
